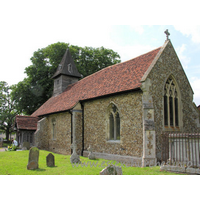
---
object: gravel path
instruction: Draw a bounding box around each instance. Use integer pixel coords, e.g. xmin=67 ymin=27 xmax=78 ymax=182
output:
xmin=0 ymin=147 xmax=6 ymax=152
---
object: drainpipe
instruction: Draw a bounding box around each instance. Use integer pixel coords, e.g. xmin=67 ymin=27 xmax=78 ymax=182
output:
xmin=81 ymin=102 xmax=84 ymax=156
xmin=69 ymin=110 xmax=73 ymax=154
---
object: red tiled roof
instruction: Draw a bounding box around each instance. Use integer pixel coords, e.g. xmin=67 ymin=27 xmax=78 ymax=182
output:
xmin=15 ymin=115 xmax=38 ymax=130
xmin=31 ymin=47 xmax=161 ymax=117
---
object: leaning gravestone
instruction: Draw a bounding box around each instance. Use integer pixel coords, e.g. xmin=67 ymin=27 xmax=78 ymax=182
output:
xmin=46 ymin=153 xmax=55 ymax=167
xmin=27 ymin=147 xmax=39 ymax=170
xmin=100 ymin=165 xmax=123 ymax=175
xmin=22 ymin=141 xmax=30 ymax=150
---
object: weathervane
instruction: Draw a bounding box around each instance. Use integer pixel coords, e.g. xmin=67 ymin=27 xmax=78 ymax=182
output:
xmin=164 ymin=29 xmax=170 ymax=40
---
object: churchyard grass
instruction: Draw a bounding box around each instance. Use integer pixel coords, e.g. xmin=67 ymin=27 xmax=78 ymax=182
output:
xmin=0 ymin=150 xmax=184 ymax=175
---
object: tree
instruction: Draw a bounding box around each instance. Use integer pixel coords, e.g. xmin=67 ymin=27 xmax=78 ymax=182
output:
xmin=0 ymin=81 xmax=18 ymax=141
xmin=11 ymin=42 xmax=121 ymax=115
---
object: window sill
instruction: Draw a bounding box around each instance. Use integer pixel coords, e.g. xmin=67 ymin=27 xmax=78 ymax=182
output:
xmin=163 ymin=126 xmax=180 ymax=132
xmin=106 ymin=140 xmax=121 ymax=144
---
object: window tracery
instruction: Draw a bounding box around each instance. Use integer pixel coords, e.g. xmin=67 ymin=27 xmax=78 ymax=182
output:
xmin=164 ymin=77 xmax=179 ymax=128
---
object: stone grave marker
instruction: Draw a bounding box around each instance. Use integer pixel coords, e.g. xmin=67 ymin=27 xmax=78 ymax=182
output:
xmin=46 ymin=153 xmax=55 ymax=167
xmin=27 ymin=146 xmax=39 ymax=170
xmin=100 ymin=165 xmax=123 ymax=175
xmin=22 ymin=141 xmax=30 ymax=150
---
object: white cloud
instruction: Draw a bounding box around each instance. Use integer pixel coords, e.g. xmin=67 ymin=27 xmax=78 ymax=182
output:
xmin=175 ymin=44 xmax=191 ymax=69
xmin=190 ymin=77 xmax=200 ymax=106
xmin=129 ymin=25 xmax=144 ymax=34
xmin=174 ymin=25 xmax=200 ymax=43
xmin=111 ymin=44 xmax=157 ymax=62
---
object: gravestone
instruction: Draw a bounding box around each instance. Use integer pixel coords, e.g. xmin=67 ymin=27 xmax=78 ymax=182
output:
xmin=46 ymin=153 xmax=55 ymax=167
xmin=27 ymin=147 xmax=39 ymax=170
xmin=100 ymin=165 xmax=123 ymax=175
xmin=22 ymin=142 xmax=30 ymax=150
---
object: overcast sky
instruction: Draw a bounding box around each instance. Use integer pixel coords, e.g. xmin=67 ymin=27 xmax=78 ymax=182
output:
xmin=0 ymin=1 xmax=200 ymax=106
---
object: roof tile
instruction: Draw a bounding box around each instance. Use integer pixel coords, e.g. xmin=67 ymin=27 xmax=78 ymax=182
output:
xmin=32 ymin=47 xmax=161 ymax=117
xmin=15 ymin=115 xmax=38 ymax=130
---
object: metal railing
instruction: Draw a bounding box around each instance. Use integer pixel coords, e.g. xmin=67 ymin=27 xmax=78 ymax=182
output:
xmin=161 ymin=133 xmax=200 ymax=168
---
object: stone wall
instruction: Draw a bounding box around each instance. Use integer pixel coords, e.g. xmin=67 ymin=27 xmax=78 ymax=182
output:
xmin=144 ymin=40 xmax=200 ymax=160
xmin=83 ymin=91 xmax=143 ymax=159
xmin=34 ymin=117 xmax=49 ymax=150
xmin=72 ymin=111 xmax=82 ymax=155
xmin=48 ymin=112 xmax=72 ymax=154
xmin=34 ymin=108 xmax=83 ymax=155
xmin=34 ymin=112 xmax=72 ymax=155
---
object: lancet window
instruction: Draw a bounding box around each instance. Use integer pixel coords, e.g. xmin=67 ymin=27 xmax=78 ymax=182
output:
xmin=164 ymin=77 xmax=179 ymax=128
xmin=108 ymin=104 xmax=120 ymax=140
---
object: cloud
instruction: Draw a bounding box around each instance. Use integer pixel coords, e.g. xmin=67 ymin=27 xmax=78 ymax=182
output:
xmin=175 ymin=44 xmax=191 ymax=69
xmin=190 ymin=77 xmax=200 ymax=106
xmin=113 ymin=44 xmax=157 ymax=62
xmin=129 ymin=25 xmax=144 ymax=34
xmin=173 ymin=25 xmax=200 ymax=43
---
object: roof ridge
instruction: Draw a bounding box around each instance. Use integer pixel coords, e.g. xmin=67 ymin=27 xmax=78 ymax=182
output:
xmin=115 ymin=46 xmax=162 ymax=66
xmin=70 ymin=46 xmax=162 ymax=86
xmin=31 ymin=45 xmax=162 ymax=117
xmin=16 ymin=115 xmax=38 ymax=118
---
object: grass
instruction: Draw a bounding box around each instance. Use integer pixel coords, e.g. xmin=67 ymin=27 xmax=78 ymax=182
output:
xmin=0 ymin=149 xmax=184 ymax=175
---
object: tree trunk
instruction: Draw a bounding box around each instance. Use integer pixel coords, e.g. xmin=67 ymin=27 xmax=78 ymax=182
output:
xmin=6 ymin=129 xmax=10 ymax=141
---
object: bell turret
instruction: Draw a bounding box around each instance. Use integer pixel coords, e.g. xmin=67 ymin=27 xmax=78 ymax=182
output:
xmin=52 ymin=49 xmax=82 ymax=96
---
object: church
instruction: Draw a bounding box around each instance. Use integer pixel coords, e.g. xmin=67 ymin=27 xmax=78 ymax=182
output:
xmin=15 ymin=32 xmax=200 ymax=166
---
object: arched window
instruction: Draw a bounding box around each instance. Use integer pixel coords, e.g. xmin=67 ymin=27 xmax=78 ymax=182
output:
xmin=108 ymin=103 xmax=120 ymax=140
xmin=164 ymin=77 xmax=179 ymax=128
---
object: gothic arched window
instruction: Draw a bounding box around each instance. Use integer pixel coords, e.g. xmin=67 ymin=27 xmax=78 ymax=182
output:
xmin=108 ymin=104 xmax=120 ymax=140
xmin=164 ymin=77 xmax=179 ymax=128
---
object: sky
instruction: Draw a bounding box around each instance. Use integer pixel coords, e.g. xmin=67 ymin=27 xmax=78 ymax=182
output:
xmin=0 ymin=1 xmax=200 ymax=106
xmin=1 ymin=0 xmax=199 ymax=195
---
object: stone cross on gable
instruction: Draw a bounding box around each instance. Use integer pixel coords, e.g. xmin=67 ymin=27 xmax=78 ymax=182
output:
xmin=164 ymin=29 xmax=170 ymax=40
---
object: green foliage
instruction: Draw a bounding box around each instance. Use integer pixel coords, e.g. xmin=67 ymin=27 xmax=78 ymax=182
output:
xmin=6 ymin=144 xmax=17 ymax=151
xmin=0 ymin=81 xmax=18 ymax=140
xmin=0 ymin=150 xmax=183 ymax=175
xmin=11 ymin=42 xmax=121 ymax=115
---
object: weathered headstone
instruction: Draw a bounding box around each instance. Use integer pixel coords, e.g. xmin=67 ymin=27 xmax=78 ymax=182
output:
xmin=27 ymin=147 xmax=39 ymax=170
xmin=88 ymin=145 xmax=95 ymax=160
xmin=100 ymin=165 xmax=123 ymax=175
xmin=27 ymin=161 xmax=38 ymax=170
xmin=22 ymin=141 xmax=30 ymax=150
xmin=46 ymin=153 xmax=55 ymax=167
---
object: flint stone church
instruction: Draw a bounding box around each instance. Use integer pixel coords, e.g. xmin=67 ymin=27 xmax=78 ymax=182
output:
xmin=15 ymin=33 xmax=200 ymax=166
